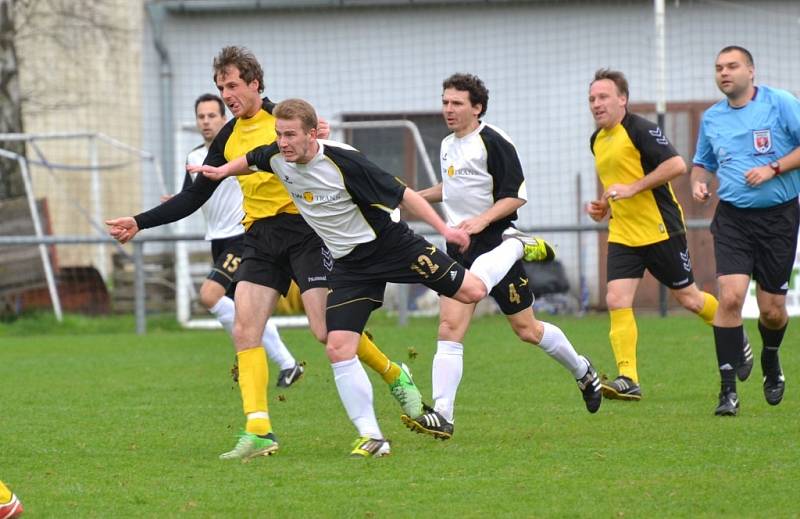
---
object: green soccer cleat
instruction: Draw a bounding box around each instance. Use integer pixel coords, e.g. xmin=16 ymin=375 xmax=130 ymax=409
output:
xmin=502 ymin=228 xmax=555 ymax=262
xmin=350 ymin=436 xmax=391 ymax=458
xmin=388 ymin=363 xmax=424 ymax=418
xmin=219 ymin=430 xmax=279 ymax=462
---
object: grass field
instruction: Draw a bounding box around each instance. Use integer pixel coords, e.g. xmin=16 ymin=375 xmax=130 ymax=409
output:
xmin=1 ymin=312 xmax=798 ymax=518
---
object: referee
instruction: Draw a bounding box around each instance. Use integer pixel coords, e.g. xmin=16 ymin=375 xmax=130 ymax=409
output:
xmin=692 ymin=46 xmax=800 ymax=416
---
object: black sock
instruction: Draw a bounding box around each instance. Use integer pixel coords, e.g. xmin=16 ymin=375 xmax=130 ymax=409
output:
xmin=758 ymin=320 xmax=787 ymax=376
xmin=714 ymin=325 xmax=742 ymax=393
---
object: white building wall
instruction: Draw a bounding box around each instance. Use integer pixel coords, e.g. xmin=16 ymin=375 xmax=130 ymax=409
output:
xmin=142 ymin=0 xmax=800 ymax=302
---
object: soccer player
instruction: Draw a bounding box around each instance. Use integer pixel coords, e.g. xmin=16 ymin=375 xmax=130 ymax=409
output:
xmin=0 ymin=480 xmax=23 ymax=518
xmin=402 ymin=73 xmax=601 ymax=440
xmin=168 ymin=93 xmax=303 ymax=387
xmin=106 ymin=46 xmax=424 ymax=461
xmin=191 ymin=97 xmax=557 ymax=457
xmin=586 ymin=68 xmax=751 ymax=401
xmin=691 ymin=46 xmax=800 ymax=416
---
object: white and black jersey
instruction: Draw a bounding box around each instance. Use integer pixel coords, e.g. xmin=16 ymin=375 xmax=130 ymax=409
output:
xmin=440 ymin=121 xmax=527 ymax=229
xmin=246 ymin=140 xmax=406 ymax=259
xmin=184 ymin=144 xmax=246 ymax=240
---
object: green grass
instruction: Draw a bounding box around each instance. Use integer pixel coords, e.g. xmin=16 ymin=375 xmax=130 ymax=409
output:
xmin=1 ymin=312 xmax=798 ymax=518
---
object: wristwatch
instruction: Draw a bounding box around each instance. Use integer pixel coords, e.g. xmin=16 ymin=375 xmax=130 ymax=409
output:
xmin=769 ymin=160 xmax=781 ymax=176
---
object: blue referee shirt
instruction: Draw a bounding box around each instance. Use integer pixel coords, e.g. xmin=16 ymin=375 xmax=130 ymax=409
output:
xmin=693 ymin=85 xmax=800 ymax=208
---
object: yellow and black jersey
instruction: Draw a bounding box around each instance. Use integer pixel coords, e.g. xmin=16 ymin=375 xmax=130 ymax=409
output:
xmin=135 ymin=97 xmax=298 ymax=232
xmin=590 ymin=112 xmax=685 ymax=247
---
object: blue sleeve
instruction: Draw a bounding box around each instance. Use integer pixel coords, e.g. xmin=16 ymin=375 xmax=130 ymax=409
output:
xmin=777 ymin=90 xmax=800 ymax=145
xmin=692 ymin=117 xmax=718 ymax=172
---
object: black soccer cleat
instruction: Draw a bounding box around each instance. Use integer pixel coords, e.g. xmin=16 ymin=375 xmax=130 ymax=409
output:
xmin=763 ymin=373 xmax=785 ymax=406
xmin=714 ymin=390 xmax=739 ymax=416
xmin=577 ymin=358 xmax=602 ymax=413
xmin=737 ymin=332 xmax=754 ymax=382
xmin=600 ymin=375 xmax=642 ymax=401
xmin=276 ymin=362 xmax=305 ymax=388
xmin=401 ymin=407 xmax=454 ymax=440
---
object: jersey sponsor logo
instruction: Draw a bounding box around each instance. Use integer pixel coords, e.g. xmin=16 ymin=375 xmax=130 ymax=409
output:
xmin=295 ymin=191 xmax=342 ymax=203
xmin=648 ymin=127 xmax=670 ymax=146
xmin=753 ymin=129 xmax=772 ymax=154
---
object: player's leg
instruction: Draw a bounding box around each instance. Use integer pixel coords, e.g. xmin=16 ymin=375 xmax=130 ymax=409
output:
xmin=207 ymin=237 xmax=300 ymax=383
xmin=403 ymin=296 xmax=473 ymax=439
xmin=670 ymin=282 xmax=753 ymax=381
xmin=0 ymin=480 xmax=23 ymax=519
xmin=751 ymin=200 xmax=797 ymax=406
xmin=709 ymin=201 xmax=761 ymax=416
xmin=326 ymin=289 xmax=390 ymax=458
xmin=755 ymin=288 xmax=788 ymax=405
xmin=452 ymin=229 xmax=554 ymax=304
xmin=712 ymin=274 xmax=750 ymax=416
xmin=219 ymin=280 xmax=281 ymax=461
xmin=293 ymin=228 xmax=422 ymax=417
xmin=600 ymin=242 xmax=645 ymax=400
xmin=507 ymin=307 xmax=601 ymax=413
xmin=604 ymin=277 xmax=641 ymax=400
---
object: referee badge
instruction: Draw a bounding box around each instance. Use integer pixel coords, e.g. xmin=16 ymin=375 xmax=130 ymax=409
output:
xmin=753 ymin=129 xmax=772 ymax=155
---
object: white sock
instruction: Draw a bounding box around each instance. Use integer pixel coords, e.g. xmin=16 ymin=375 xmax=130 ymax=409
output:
xmin=209 ymin=296 xmax=235 ymax=335
xmin=432 ymin=341 xmax=463 ymax=423
xmin=538 ymin=322 xmax=589 ymax=379
xmin=262 ymin=320 xmax=296 ymax=370
xmin=332 ymin=357 xmax=382 ymax=439
xmin=469 ymin=239 xmax=523 ymax=292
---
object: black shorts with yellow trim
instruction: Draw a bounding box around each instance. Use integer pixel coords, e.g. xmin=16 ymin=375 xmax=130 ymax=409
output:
xmin=326 ymin=221 xmax=466 ymax=333
xmin=446 ymin=225 xmax=532 ymax=315
xmin=607 ymin=233 xmax=694 ymax=289
xmin=711 ymin=199 xmax=799 ymax=295
xmin=237 ymin=213 xmax=333 ymax=296
xmin=208 ymin=234 xmax=245 ymax=298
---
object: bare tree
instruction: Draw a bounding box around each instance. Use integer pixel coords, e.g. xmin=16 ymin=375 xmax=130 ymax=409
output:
xmin=0 ymin=0 xmax=129 ymax=199
xmin=0 ymin=0 xmax=25 ymax=198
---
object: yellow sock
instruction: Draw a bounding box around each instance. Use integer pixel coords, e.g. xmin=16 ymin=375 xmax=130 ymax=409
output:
xmin=609 ymin=308 xmax=639 ymax=383
xmin=237 ymin=347 xmax=271 ymax=435
xmin=358 ymin=332 xmax=401 ymax=384
xmin=697 ymin=291 xmax=719 ymax=326
xmin=0 ymin=481 xmax=11 ymax=503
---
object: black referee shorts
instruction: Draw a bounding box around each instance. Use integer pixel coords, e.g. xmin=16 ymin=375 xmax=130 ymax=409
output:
xmin=711 ymin=199 xmax=799 ymax=295
xmin=238 ymin=213 xmax=332 ymax=296
xmin=326 ymin=221 xmax=466 ymax=333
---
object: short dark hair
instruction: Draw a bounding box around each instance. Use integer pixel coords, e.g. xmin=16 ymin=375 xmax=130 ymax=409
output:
xmin=591 ymin=69 xmax=630 ymax=101
xmin=718 ymin=45 xmax=754 ymax=66
xmin=213 ymin=46 xmax=265 ymax=93
xmin=442 ymin=73 xmax=489 ymax=118
xmin=274 ymin=98 xmax=318 ymax=133
xmin=194 ymin=93 xmax=225 ymax=116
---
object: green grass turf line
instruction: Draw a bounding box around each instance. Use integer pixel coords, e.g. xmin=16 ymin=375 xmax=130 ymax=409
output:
xmin=1 ymin=313 xmax=797 ymax=517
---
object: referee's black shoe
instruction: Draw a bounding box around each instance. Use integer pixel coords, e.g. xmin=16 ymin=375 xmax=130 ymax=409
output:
xmin=714 ymin=390 xmax=739 ymax=417
xmin=763 ymin=372 xmax=786 ymax=406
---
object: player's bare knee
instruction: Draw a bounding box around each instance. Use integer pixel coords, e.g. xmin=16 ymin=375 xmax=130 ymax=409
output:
xmin=718 ymin=291 xmax=745 ymax=313
xmin=759 ymin=306 xmax=787 ymax=328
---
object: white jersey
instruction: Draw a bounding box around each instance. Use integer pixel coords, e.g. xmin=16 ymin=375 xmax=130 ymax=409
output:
xmin=440 ymin=121 xmax=527 ymax=228
xmin=246 ymin=140 xmax=406 ymax=259
xmin=185 ymin=144 xmax=246 ymax=240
